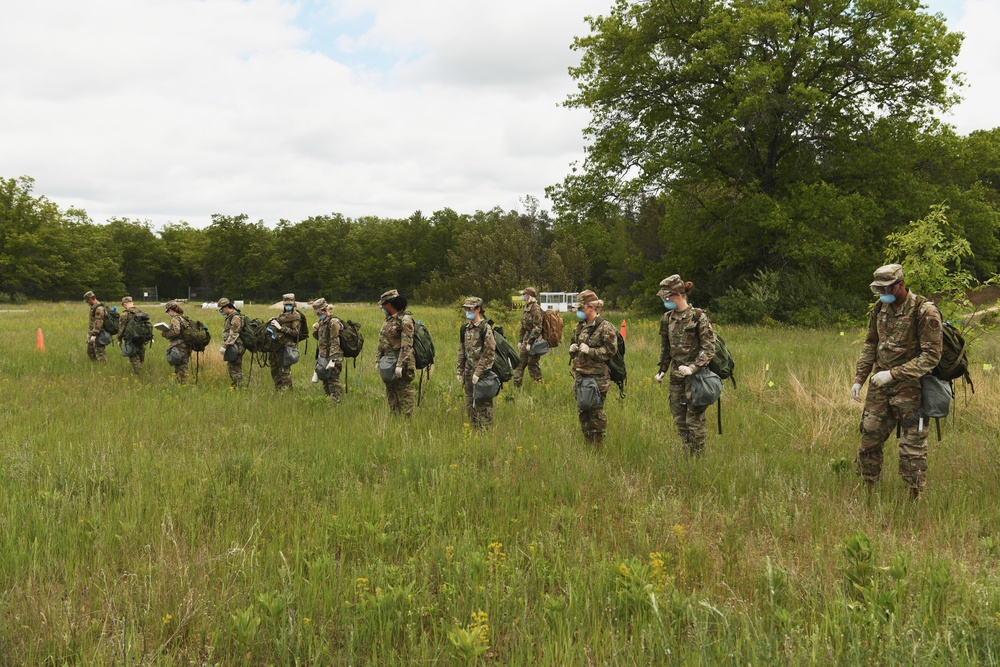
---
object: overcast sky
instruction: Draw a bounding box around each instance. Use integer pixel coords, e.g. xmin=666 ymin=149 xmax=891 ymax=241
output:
xmin=0 ymin=0 xmax=994 ymax=228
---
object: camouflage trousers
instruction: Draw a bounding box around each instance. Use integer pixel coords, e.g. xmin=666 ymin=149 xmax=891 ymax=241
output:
xmin=227 ymin=355 xmax=244 ymax=387
xmin=323 ymin=371 xmax=343 ymax=402
xmin=87 ymin=340 xmax=107 ymax=362
xmin=858 ymin=379 xmax=928 ymax=491
xmin=512 ymin=349 xmax=542 ymax=386
xmin=576 ymin=372 xmax=610 ymax=443
xmin=670 ymin=379 xmax=709 ymax=454
xmin=173 ymin=353 xmax=190 ymax=384
xmin=268 ymin=352 xmax=294 ymax=390
xmin=385 ymin=368 xmax=415 ymax=416
xmin=463 ymin=378 xmax=494 ymax=429
xmin=125 ymin=345 xmax=145 ymax=373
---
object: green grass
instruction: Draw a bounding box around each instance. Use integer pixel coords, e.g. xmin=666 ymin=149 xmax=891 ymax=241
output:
xmin=2 ymin=302 xmax=1000 ymax=664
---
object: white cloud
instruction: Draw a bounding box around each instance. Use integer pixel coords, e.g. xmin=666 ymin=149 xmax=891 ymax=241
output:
xmin=945 ymin=1 xmax=1000 ymax=134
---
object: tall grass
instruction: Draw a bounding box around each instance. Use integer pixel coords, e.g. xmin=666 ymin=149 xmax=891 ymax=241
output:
xmin=1 ymin=302 xmax=999 ymax=664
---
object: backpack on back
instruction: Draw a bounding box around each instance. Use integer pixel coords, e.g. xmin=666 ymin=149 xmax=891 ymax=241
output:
xmin=122 ymin=311 xmax=154 ymax=345
xmin=933 ymin=321 xmax=973 ymax=389
xmin=181 ymin=316 xmax=211 ymax=352
xmin=235 ymin=313 xmax=264 ymax=353
xmin=466 ymin=322 xmax=518 ymax=384
xmin=410 ymin=315 xmax=435 ymax=369
xmin=541 ymin=309 xmax=564 ymax=348
xmin=102 ymin=306 xmax=121 ymax=335
xmin=337 ymin=318 xmax=364 ymax=361
xmin=607 ymin=330 xmax=627 ymax=398
xmin=708 ymin=330 xmax=736 ymax=387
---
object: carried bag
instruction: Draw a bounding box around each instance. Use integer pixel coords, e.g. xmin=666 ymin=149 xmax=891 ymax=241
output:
xmin=378 ymin=354 xmax=398 ymax=383
xmin=472 ymin=370 xmax=501 ymax=400
xmin=530 ymin=338 xmax=550 ymax=356
xmin=122 ymin=311 xmax=154 ymax=344
xmin=180 ymin=317 xmax=211 ymax=352
xmin=97 ymin=330 xmax=113 ymax=346
xmin=166 ymin=345 xmax=184 ymax=366
xmin=223 ymin=345 xmax=239 ymax=362
xmin=282 ymin=344 xmax=300 ymax=367
xmin=337 ymin=319 xmax=364 ymax=361
xmin=541 ymin=309 xmax=563 ymax=348
xmin=689 ymin=368 xmax=723 ymax=407
xmin=575 ymin=376 xmax=603 ymax=411
xmin=315 ymin=356 xmax=332 ymax=381
xmin=921 ymin=374 xmax=953 ymax=418
xmin=121 ymin=340 xmax=136 ymax=357
xmin=101 ymin=306 xmax=121 ymax=335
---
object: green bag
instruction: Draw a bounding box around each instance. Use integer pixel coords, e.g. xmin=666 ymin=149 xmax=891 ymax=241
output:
xmin=237 ymin=313 xmax=264 ymax=353
xmin=181 ymin=316 xmax=211 ymax=352
xmin=411 ymin=317 xmax=435 ymax=369
xmin=122 ymin=311 xmax=153 ymax=345
xmin=463 ymin=322 xmax=518 ymax=384
xmin=102 ymin=306 xmax=121 ymax=335
xmin=607 ymin=330 xmax=627 ymax=398
xmin=337 ymin=318 xmax=364 ymax=360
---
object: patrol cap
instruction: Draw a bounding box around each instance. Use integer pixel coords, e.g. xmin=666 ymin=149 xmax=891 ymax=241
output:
xmin=165 ymin=300 xmax=181 ymax=312
xmin=521 ymin=287 xmax=537 ymax=298
xmin=657 ymin=275 xmax=684 ymax=298
xmin=282 ymin=293 xmax=296 ymax=304
xmin=870 ymin=264 xmax=904 ymax=289
xmin=463 ymin=296 xmax=483 ymax=309
xmin=83 ymin=290 xmax=96 ymax=300
xmin=311 ymin=297 xmax=329 ymax=311
xmin=122 ymin=296 xmax=133 ymax=305
xmin=217 ymin=297 xmax=232 ymax=308
xmin=379 ymin=289 xmax=399 ymax=305
xmin=572 ymin=289 xmax=601 ymax=309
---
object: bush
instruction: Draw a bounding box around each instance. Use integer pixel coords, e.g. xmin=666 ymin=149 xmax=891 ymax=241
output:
xmin=712 ymin=269 xmax=868 ymax=327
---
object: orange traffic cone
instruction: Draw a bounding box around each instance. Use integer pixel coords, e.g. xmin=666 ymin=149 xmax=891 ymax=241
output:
xmin=37 ymin=328 xmax=45 ymax=352
xmin=620 ymin=319 xmax=627 ymax=341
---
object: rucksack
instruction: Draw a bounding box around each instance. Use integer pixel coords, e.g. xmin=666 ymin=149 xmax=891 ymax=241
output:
xmin=708 ymin=330 xmax=736 ymax=387
xmin=337 ymin=318 xmax=364 ymax=360
xmin=234 ymin=312 xmax=263 ymax=353
xmin=181 ymin=316 xmax=211 ymax=352
xmin=607 ymin=329 xmax=627 ymax=398
xmin=101 ymin=305 xmax=121 ymax=335
xmin=885 ymin=297 xmax=974 ymax=393
xmin=541 ymin=309 xmax=563 ymax=348
xmin=465 ymin=322 xmax=519 ymax=384
xmin=410 ymin=315 xmax=435 ymax=369
xmin=122 ymin=311 xmax=154 ymax=345
xmin=253 ymin=320 xmax=285 ymax=354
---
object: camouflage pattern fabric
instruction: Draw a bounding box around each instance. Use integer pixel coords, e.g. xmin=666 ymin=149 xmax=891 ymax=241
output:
xmin=87 ymin=301 xmax=107 ymax=362
xmin=570 ymin=315 xmax=618 ymax=442
xmin=162 ymin=314 xmax=190 ymax=383
xmin=318 ymin=316 xmax=344 ymax=401
xmin=384 ymin=377 xmax=415 ymax=415
xmin=854 ymin=291 xmax=943 ymax=492
xmin=458 ymin=319 xmax=496 ymax=428
xmin=378 ymin=312 xmax=416 ymax=415
xmin=660 ymin=306 xmax=717 ymax=454
xmin=514 ymin=300 xmax=543 ymax=385
xmin=118 ymin=306 xmax=144 ymax=373
xmin=222 ymin=311 xmax=245 ymax=386
xmin=269 ymin=308 xmax=303 ymax=390
xmin=513 ymin=348 xmax=542 ymax=386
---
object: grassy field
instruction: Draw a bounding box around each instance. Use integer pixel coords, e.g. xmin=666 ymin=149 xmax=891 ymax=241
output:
xmin=1 ymin=301 xmax=1000 ymax=665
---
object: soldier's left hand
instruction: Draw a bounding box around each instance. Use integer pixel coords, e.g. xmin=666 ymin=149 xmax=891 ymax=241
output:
xmin=219 ymin=346 xmax=226 ymax=355
xmin=327 ymin=360 xmax=336 ymax=370
xmin=569 ymin=343 xmax=579 ymax=354
xmin=677 ymin=364 xmax=695 ymax=377
xmin=654 ymin=372 xmax=665 ymax=383
xmin=394 ymin=366 xmax=403 ymax=379
xmin=88 ymin=335 xmax=95 ymax=344
xmin=871 ymin=370 xmax=893 ymax=387
xmin=578 ymin=343 xmax=591 ymax=355
xmin=472 ymin=374 xmax=480 ymax=384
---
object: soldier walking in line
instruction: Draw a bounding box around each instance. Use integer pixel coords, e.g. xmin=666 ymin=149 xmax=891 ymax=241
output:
xmin=376 ymin=289 xmax=416 ymax=416
xmin=218 ymin=297 xmax=245 ymax=387
xmin=268 ymin=293 xmax=303 ymax=391
xmin=513 ymin=287 xmax=544 ymax=387
xmin=457 ymin=296 xmax=496 ymax=429
xmin=313 ymin=298 xmax=344 ymax=401
xmin=117 ymin=296 xmax=145 ymax=373
xmin=852 ymin=263 xmax=943 ymax=499
xmin=161 ymin=300 xmax=190 ymax=384
xmin=84 ymin=290 xmax=107 ymax=362
xmin=654 ymin=275 xmax=716 ymax=456
xmin=569 ymin=290 xmax=618 ymax=445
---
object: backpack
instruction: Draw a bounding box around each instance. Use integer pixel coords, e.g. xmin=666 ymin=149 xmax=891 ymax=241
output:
xmin=708 ymin=330 xmax=736 ymax=387
xmin=410 ymin=315 xmax=435 ymax=370
xmin=234 ymin=312 xmax=263 ymax=353
xmin=607 ymin=329 xmax=627 ymax=398
xmin=884 ymin=297 xmax=974 ymax=393
xmin=122 ymin=311 xmax=154 ymax=345
xmin=541 ymin=309 xmax=564 ymax=348
xmin=181 ymin=316 xmax=211 ymax=352
xmin=465 ymin=322 xmax=519 ymax=384
xmin=296 ymin=309 xmax=309 ymax=343
xmin=253 ymin=320 xmax=285 ymax=354
xmin=337 ymin=318 xmax=364 ymax=361
xmin=101 ymin=305 xmax=121 ymax=335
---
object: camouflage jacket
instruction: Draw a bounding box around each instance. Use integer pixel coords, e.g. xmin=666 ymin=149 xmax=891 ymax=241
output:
xmin=275 ymin=309 xmax=303 ymax=344
xmin=855 ymin=291 xmax=943 ymax=385
xmin=659 ymin=307 xmax=716 ymax=373
xmin=117 ymin=306 xmax=138 ymax=343
xmin=222 ymin=311 xmax=243 ymax=347
xmin=317 ymin=316 xmax=344 ymax=362
xmin=377 ymin=312 xmax=415 ymax=371
xmin=88 ymin=302 xmax=106 ymax=336
xmin=162 ymin=314 xmax=187 ymax=349
xmin=458 ymin=319 xmax=496 ymax=376
xmin=519 ymin=301 xmax=543 ymax=345
xmin=570 ymin=315 xmax=618 ymax=377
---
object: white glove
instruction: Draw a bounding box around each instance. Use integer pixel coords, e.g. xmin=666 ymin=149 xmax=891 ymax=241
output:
xmin=569 ymin=343 xmax=579 ymax=354
xmin=269 ymin=319 xmax=280 ymax=328
xmin=312 ymin=322 xmax=320 ymax=331
xmin=655 ymin=372 xmax=665 ymax=384
xmin=219 ymin=346 xmax=227 ymax=355
xmin=518 ymin=342 xmax=526 ymax=352
xmin=311 ymin=371 xmax=319 ymax=383
xmin=457 ymin=373 xmax=463 ymax=384
xmin=472 ymin=373 xmax=480 ymax=385
xmin=394 ymin=366 xmax=403 ymax=379
xmin=676 ymin=365 xmax=695 ymax=377
xmin=578 ymin=343 xmax=591 ymax=355
xmin=871 ymin=370 xmax=893 ymax=387
xmin=326 ymin=360 xmax=336 ymax=370
xmin=851 ymin=382 xmax=862 ymax=402
xmin=88 ymin=335 xmax=95 ymax=344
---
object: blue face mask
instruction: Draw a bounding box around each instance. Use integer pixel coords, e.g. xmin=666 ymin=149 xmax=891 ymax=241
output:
xmin=284 ymin=305 xmax=293 ymax=312
xmin=465 ymin=311 xmax=475 ymax=320
xmin=576 ymin=310 xmax=586 ymax=321
xmin=219 ymin=309 xmax=226 ymax=316
xmin=663 ymin=300 xmax=677 ymax=310
xmin=318 ymin=312 xmax=327 ymax=321
xmin=879 ymin=294 xmax=896 ymax=304
xmin=381 ymin=307 xmax=388 ymax=316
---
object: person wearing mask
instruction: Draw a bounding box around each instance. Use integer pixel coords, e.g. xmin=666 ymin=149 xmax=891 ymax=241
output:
xmin=655 ymin=275 xmax=716 ymax=456
xmin=376 ymin=289 xmax=416 ymax=415
xmin=569 ymin=290 xmax=618 ymax=445
xmin=84 ymin=291 xmax=108 ymax=362
xmin=513 ymin=287 xmax=544 ymax=387
xmin=117 ymin=296 xmax=146 ymax=373
xmin=312 ymin=298 xmax=344 ymax=401
xmin=218 ymin=297 xmax=245 ymax=387
xmin=456 ymin=296 xmax=497 ymax=429
xmin=268 ymin=293 xmax=303 ymax=391
xmin=161 ymin=300 xmax=190 ymax=384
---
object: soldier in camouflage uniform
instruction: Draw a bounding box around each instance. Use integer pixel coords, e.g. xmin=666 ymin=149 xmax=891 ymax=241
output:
xmin=218 ymin=297 xmax=245 ymax=387
xmin=456 ymin=296 xmax=497 ymax=429
xmin=84 ymin=290 xmax=108 ymax=362
xmin=377 ymin=289 xmax=416 ymax=416
xmin=655 ymin=275 xmax=717 ymax=455
xmin=853 ymin=264 xmax=943 ymax=499
xmin=313 ymin=298 xmax=344 ymax=401
xmin=569 ymin=290 xmax=619 ymax=445
xmin=267 ymin=293 xmax=303 ymax=391
xmin=117 ymin=296 xmax=145 ymax=373
xmin=513 ymin=287 xmax=544 ymax=386
xmin=161 ymin=300 xmax=190 ymax=384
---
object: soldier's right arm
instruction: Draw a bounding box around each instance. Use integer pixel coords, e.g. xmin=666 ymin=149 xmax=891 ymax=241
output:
xmin=658 ymin=314 xmax=671 ymax=372
xmin=854 ymin=307 xmax=879 ymax=384
xmin=90 ymin=305 xmax=105 ymax=336
xmin=117 ymin=311 xmax=130 ymax=343
xmin=223 ymin=314 xmax=241 ymax=346
xmin=527 ymin=303 xmax=543 ymax=343
xmin=164 ymin=315 xmax=183 ymax=340
xmin=397 ymin=315 xmax=415 ymax=369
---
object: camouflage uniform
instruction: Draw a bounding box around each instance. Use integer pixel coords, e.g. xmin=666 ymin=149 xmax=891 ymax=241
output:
xmin=220 ymin=303 xmax=245 ymax=387
xmin=315 ymin=301 xmax=344 ymax=401
xmin=855 ymin=265 xmax=942 ymax=494
xmin=377 ymin=289 xmax=416 ymax=416
xmin=85 ymin=292 xmax=107 ymax=362
xmin=658 ymin=304 xmax=716 ymax=455
xmin=458 ymin=299 xmax=497 ymax=429
xmin=513 ymin=289 xmax=543 ymax=386
xmin=117 ymin=301 xmax=146 ymax=373
xmin=268 ymin=294 xmax=303 ymax=391
xmin=162 ymin=308 xmax=190 ymax=384
xmin=570 ymin=291 xmax=619 ymax=444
